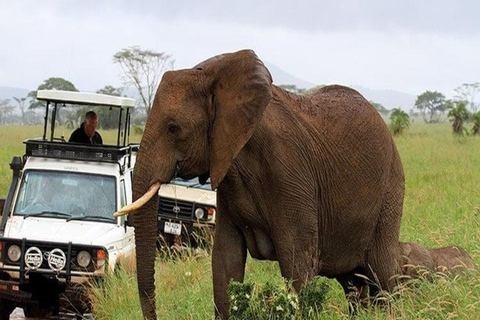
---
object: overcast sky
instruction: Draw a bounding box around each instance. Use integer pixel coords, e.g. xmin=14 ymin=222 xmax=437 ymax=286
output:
xmin=1 ymin=0 xmax=479 ymax=98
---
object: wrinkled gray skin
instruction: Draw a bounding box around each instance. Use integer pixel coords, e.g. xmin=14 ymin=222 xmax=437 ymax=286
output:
xmin=401 ymin=241 xmax=478 ymax=276
xmin=132 ymin=50 xmax=405 ymax=319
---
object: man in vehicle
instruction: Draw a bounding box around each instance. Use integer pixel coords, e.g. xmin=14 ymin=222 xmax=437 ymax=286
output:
xmin=69 ymin=111 xmax=103 ymax=144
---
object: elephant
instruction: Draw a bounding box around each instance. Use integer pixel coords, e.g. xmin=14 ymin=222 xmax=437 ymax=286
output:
xmin=400 ymin=241 xmax=478 ymax=276
xmin=115 ymin=49 xmax=406 ymax=319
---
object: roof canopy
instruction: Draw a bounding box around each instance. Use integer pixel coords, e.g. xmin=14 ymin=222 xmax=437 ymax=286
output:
xmin=36 ymin=90 xmax=136 ymax=108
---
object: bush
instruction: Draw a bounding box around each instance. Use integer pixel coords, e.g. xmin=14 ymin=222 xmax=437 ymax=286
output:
xmin=228 ymin=277 xmax=330 ymax=319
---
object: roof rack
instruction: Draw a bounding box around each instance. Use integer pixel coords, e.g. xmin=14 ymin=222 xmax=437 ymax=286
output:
xmin=36 ymin=90 xmax=135 ymax=108
xmin=24 ymin=139 xmax=139 ymax=163
xmin=35 ymin=90 xmax=136 ymax=147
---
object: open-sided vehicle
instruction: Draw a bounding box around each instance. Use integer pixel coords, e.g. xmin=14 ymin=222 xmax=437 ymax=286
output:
xmin=0 ymin=90 xmax=137 ymax=319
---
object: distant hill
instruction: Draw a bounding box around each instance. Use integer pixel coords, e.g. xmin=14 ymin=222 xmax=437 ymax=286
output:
xmin=1 ymin=70 xmax=417 ymax=112
xmin=265 ymin=62 xmax=315 ymax=89
xmin=351 ymin=85 xmax=417 ymax=111
xmin=0 ymin=86 xmax=30 ymax=100
xmin=264 ymin=63 xmax=416 ymax=111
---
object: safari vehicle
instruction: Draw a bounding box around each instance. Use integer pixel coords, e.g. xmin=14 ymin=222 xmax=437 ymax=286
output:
xmin=0 ymin=90 xmax=137 ymax=319
xmin=157 ymin=177 xmax=216 ymax=247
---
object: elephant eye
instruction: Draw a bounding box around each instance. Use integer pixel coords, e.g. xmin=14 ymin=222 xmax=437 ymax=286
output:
xmin=167 ymin=123 xmax=180 ymax=135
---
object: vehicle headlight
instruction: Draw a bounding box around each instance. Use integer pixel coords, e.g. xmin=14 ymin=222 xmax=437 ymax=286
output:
xmin=207 ymin=207 xmax=216 ymax=220
xmin=77 ymin=250 xmax=92 ymax=268
xmin=194 ymin=208 xmax=205 ymax=219
xmin=7 ymin=245 xmax=21 ymax=262
xmin=96 ymin=249 xmax=106 ymax=268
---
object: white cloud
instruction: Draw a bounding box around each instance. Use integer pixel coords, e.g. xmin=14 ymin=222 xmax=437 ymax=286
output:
xmin=0 ymin=0 xmax=479 ymax=98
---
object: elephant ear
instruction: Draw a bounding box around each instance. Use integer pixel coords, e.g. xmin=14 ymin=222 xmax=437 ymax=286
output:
xmin=197 ymin=50 xmax=272 ymax=189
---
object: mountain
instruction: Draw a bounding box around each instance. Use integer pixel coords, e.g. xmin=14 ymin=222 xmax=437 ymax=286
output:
xmin=0 ymin=86 xmax=30 ymax=100
xmin=1 ymin=70 xmax=417 ymax=112
xmin=264 ymin=63 xmax=416 ymax=111
xmin=351 ymin=85 xmax=416 ymax=111
xmin=265 ymin=62 xmax=315 ymax=90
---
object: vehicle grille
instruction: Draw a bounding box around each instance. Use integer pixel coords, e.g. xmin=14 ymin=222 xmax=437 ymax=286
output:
xmin=158 ymin=197 xmax=193 ymax=220
xmin=0 ymin=239 xmax=105 ymax=276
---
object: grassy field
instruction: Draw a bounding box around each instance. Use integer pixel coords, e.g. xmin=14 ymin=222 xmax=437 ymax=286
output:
xmin=1 ymin=123 xmax=479 ymax=319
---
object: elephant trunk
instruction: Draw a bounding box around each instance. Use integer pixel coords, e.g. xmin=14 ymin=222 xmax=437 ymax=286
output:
xmin=131 ymin=161 xmax=160 ymax=320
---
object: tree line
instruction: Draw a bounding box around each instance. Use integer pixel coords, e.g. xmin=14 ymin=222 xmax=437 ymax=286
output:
xmin=0 ymin=46 xmax=174 ymax=128
xmin=386 ymin=83 xmax=480 ymax=136
xmin=1 ymin=48 xmax=479 ymax=137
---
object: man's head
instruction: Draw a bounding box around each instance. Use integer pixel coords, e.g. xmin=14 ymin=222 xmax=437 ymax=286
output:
xmin=83 ymin=111 xmax=98 ymax=138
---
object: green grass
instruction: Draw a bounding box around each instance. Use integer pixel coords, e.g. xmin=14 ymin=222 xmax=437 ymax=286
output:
xmin=1 ymin=123 xmax=479 ymax=319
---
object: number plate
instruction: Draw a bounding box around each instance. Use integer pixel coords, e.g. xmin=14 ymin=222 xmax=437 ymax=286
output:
xmin=164 ymin=221 xmax=182 ymax=235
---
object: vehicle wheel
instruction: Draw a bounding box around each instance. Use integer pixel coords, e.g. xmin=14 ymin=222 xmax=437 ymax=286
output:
xmin=23 ymin=303 xmax=53 ymax=318
xmin=0 ymin=299 xmax=15 ymax=320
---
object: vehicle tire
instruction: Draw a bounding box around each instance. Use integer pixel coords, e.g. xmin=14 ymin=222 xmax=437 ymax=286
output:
xmin=23 ymin=303 xmax=53 ymax=318
xmin=0 ymin=299 xmax=15 ymax=320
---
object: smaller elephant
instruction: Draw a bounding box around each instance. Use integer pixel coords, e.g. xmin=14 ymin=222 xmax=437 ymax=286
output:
xmin=400 ymin=241 xmax=478 ymax=276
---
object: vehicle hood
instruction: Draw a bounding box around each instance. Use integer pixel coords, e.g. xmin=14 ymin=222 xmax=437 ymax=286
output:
xmin=159 ymin=184 xmax=216 ymax=206
xmin=3 ymin=216 xmax=117 ymax=246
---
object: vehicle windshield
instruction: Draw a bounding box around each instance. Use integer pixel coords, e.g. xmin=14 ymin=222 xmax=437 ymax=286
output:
xmin=14 ymin=170 xmax=116 ymax=223
xmin=171 ymin=177 xmax=211 ymax=190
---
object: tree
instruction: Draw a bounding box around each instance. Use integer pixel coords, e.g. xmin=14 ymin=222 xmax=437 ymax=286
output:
xmin=13 ymin=96 xmax=30 ymax=125
xmin=28 ymin=77 xmax=78 ymax=126
xmin=96 ymin=85 xmax=124 ymax=129
xmin=278 ymin=84 xmax=306 ymax=94
xmin=0 ymin=99 xmax=14 ymax=124
xmin=389 ymin=108 xmax=410 ymax=136
xmin=470 ymin=111 xmax=480 ymax=135
xmin=113 ymin=46 xmax=174 ymax=115
xmin=454 ymin=82 xmax=480 ymax=113
xmin=447 ymin=101 xmax=470 ymax=135
xmin=414 ymin=90 xmax=447 ymax=123
xmin=28 ymin=77 xmax=78 ymax=109
xmin=63 ymin=111 xmax=78 ymax=129
xmin=370 ymin=101 xmax=389 ymax=116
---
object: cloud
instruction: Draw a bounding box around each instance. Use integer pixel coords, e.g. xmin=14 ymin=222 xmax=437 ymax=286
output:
xmin=98 ymin=0 xmax=480 ymax=36
xmin=1 ymin=0 xmax=479 ymax=99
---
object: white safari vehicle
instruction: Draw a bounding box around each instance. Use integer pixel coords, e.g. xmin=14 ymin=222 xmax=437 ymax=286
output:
xmin=157 ymin=177 xmax=216 ymax=247
xmin=0 ymin=90 xmax=137 ymax=319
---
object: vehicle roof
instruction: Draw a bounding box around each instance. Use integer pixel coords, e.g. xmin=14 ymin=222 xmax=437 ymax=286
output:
xmin=36 ymin=90 xmax=136 ymax=108
xmin=24 ymin=157 xmax=123 ymax=177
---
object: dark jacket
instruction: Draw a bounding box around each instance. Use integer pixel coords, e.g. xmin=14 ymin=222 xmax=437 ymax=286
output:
xmin=68 ymin=123 xmax=103 ymax=145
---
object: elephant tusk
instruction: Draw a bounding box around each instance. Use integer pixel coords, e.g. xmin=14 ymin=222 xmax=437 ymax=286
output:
xmin=113 ymin=182 xmax=161 ymax=217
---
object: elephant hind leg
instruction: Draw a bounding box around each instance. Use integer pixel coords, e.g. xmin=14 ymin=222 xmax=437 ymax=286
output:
xmin=364 ymin=216 xmax=403 ymax=295
xmin=366 ymin=160 xmax=404 ymax=293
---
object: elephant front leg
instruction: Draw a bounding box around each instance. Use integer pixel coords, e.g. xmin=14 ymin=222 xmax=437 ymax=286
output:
xmin=212 ymin=213 xmax=247 ymax=319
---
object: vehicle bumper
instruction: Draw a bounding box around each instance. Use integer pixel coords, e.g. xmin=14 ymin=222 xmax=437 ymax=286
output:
xmin=158 ymin=218 xmax=214 ymax=235
xmin=0 ymin=279 xmax=32 ymax=302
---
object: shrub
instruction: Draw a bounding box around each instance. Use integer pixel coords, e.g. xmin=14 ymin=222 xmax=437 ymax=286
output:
xmin=228 ymin=277 xmax=330 ymax=319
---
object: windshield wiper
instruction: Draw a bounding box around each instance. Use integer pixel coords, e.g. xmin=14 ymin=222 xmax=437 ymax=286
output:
xmin=24 ymin=211 xmax=72 ymax=219
xmin=67 ymin=215 xmax=115 ymax=223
